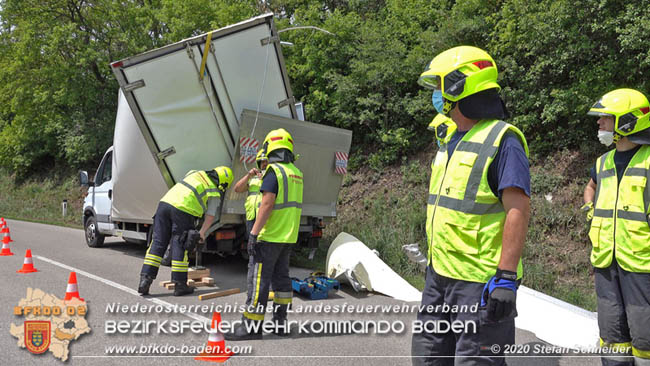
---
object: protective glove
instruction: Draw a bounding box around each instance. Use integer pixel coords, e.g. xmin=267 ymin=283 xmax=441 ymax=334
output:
xmin=581 ymin=201 xmax=594 ymax=221
xmin=481 ymin=269 xmax=518 ymax=322
xmin=247 ymin=234 xmax=258 ymax=257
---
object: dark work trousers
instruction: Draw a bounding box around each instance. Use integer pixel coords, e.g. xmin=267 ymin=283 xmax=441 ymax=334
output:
xmin=245 ymin=220 xmax=255 ymax=240
xmin=595 ymin=258 xmax=650 ymax=366
xmin=243 ymin=242 xmax=293 ymax=322
xmin=141 ymin=201 xmax=196 ymax=283
xmin=412 ymin=266 xmax=515 ymax=366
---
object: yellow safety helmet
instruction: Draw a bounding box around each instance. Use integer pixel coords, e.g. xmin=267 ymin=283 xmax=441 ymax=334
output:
xmin=256 ymin=149 xmax=268 ymax=169
xmin=418 ymin=46 xmax=500 ymax=103
xmin=263 ymin=128 xmax=294 ymax=155
xmin=428 ymin=114 xmax=457 ymax=145
xmin=588 ymin=88 xmax=650 ymax=137
xmin=211 ymin=166 xmax=233 ymax=191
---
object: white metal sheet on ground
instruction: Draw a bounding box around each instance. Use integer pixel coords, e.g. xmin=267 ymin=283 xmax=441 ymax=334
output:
xmin=326 ymin=232 xmax=600 ymax=349
xmin=111 ymin=90 xmax=168 ymax=223
xmin=516 ymin=285 xmax=599 ymax=350
xmin=326 ymin=232 xmax=422 ymax=302
xmin=123 ymin=49 xmax=233 ymax=183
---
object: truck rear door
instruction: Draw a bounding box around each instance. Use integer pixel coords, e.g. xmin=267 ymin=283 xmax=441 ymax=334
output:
xmin=110 ymin=13 xmax=297 ymax=187
xmin=225 ymin=109 xmax=353 ymax=219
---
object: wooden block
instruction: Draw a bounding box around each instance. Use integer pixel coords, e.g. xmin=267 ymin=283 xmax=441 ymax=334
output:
xmin=201 ymin=277 xmax=214 ymax=285
xmin=199 ymin=288 xmax=240 ymax=301
xmin=159 ymin=281 xmax=173 ymax=288
xmin=193 ymin=282 xmax=213 ymax=288
xmin=188 ymin=268 xmax=210 ymax=280
xmin=164 ymin=283 xmax=175 ymax=290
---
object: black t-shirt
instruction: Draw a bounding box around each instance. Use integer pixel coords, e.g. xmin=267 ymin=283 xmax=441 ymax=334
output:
xmin=260 ymin=168 xmax=279 ymax=195
xmin=590 ymin=145 xmax=642 ymax=183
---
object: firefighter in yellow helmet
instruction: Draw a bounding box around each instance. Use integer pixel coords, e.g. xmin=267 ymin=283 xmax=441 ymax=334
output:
xmin=412 ymin=46 xmax=531 ymax=365
xmin=582 ymin=88 xmax=650 ymax=365
xmin=233 ymin=149 xmax=269 ymax=237
xmin=138 ymin=166 xmax=233 ymax=296
xmin=428 ymin=113 xmax=457 ymax=147
xmin=226 ymin=128 xmax=303 ymax=341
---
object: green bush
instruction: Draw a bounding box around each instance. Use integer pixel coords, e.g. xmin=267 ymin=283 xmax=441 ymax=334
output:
xmin=4 ymin=1 xmax=650 ymax=177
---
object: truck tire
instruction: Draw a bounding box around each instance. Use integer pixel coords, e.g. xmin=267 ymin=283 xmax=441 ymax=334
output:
xmin=240 ymin=249 xmax=250 ymax=261
xmin=84 ymin=215 xmax=105 ymax=248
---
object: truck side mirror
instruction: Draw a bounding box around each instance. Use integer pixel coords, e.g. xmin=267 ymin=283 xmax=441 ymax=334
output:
xmin=79 ymin=171 xmax=94 ymax=187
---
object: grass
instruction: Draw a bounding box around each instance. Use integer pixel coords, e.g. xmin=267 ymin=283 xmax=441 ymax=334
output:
xmin=0 ymin=169 xmax=84 ymax=228
xmin=523 ymin=151 xmax=597 ymax=310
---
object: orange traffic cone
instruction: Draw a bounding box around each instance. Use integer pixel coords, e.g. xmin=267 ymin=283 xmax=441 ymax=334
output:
xmin=2 ymin=226 xmax=13 ymax=244
xmin=17 ymin=249 xmax=38 ymax=273
xmin=195 ymin=312 xmax=234 ymax=363
xmin=0 ymin=241 xmax=13 ymax=256
xmin=64 ymin=272 xmax=84 ymax=301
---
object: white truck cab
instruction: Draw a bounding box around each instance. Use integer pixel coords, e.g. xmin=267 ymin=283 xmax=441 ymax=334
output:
xmin=81 ymin=146 xmax=152 ymax=247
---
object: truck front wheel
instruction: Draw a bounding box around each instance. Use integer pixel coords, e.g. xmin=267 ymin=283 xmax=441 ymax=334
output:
xmin=85 ymin=215 xmax=105 ymax=248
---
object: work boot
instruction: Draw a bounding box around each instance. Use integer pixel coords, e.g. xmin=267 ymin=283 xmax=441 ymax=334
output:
xmin=224 ymin=318 xmax=263 ymax=341
xmin=269 ymin=318 xmax=290 ymax=337
xmin=138 ymin=274 xmax=154 ymax=295
xmin=173 ymin=281 xmax=194 ymax=296
xmin=269 ymin=304 xmax=290 ymax=336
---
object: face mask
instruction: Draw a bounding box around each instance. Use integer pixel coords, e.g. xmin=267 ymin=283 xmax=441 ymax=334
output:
xmin=432 ymin=90 xmax=444 ymax=114
xmin=598 ymin=130 xmax=614 ymax=146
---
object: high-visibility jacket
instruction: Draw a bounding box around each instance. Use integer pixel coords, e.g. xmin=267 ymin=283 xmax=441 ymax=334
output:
xmin=245 ymin=176 xmax=262 ymax=221
xmin=160 ymin=170 xmax=221 ymax=218
xmin=427 ymin=119 xmax=529 ymax=283
xmin=589 ymin=145 xmax=650 ymax=273
xmin=258 ymin=163 xmax=303 ymax=243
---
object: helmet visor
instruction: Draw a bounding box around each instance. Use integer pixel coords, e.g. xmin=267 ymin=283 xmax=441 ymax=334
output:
xmin=418 ymin=74 xmax=441 ymax=90
xmin=587 ymin=100 xmax=612 ymax=117
xmin=587 ymin=110 xmax=612 ymax=117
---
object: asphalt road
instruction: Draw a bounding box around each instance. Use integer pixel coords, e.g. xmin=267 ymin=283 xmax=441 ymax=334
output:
xmin=0 ymin=219 xmax=600 ymax=365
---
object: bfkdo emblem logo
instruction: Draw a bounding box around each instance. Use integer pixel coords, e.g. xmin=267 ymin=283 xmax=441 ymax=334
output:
xmin=24 ymin=321 xmax=51 ymax=354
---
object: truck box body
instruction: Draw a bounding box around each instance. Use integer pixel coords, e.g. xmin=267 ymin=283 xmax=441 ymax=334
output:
xmin=110 ymin=13 xmax=296 ymax=189
xmin=111 ymin=90 xmax=168 ymax=224
xmin=82 ymin=13 xmax=351 ymax=252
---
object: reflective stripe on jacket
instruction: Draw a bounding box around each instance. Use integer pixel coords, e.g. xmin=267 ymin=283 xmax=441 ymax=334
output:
xmin=590 ymin=145 xmax=650 ymax=272
xmin=258 ymin=163 xmax=303 ymax=243
xmin=427 ymin=119 xmax=529 ymax=283
xmin=160 ymin=170 xmax=222 ymax=217
xmin=245 ymin=176 xmax=262 ymax=221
